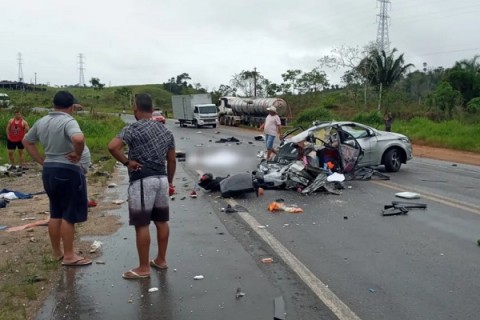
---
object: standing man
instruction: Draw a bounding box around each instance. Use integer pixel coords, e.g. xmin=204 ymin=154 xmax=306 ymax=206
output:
xmin=108 ymin=93 xmax=176 ymax=279
xmin=6 ymin=111 xmax=29 ymax=168
xmin=22 ymin=91 xmax=91 ymax=266
xmin=259 ymin=106 xmax=282 ymax=161
xmin=384 ymin=111 xmax=393 ymax=132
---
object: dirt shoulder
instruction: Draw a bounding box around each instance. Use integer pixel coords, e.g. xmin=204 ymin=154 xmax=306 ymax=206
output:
xmin=0 ymin=164 xmax=124 ymax=320
xmin=413 ymin=144 xmax=480 ymax=166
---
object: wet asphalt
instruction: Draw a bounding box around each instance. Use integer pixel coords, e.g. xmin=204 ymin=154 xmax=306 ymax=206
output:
xmin=35 ymin=160 xmax=331 ymax=320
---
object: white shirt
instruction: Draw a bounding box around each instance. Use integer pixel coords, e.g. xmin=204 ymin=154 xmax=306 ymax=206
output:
xmin=264 ymin=114 xmax=281 ymax=136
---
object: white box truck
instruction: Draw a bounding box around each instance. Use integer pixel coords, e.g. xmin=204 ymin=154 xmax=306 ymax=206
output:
xmin=172 ymin=94 xmax=218 ymax=128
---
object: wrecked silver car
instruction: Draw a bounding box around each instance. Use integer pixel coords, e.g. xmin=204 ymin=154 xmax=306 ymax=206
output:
xmin=255 ymin=123 xmax=364 ymax=194
xmin=283 ymin=121 xmax=412 ymax=172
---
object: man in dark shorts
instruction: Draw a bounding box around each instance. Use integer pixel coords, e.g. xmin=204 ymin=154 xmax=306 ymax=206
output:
xmin=22 ymin=91 xmax=91 ymax=266
xmin=108 ymin=93 xmax=176 ymax=279
xmin=6 ymin=111 xmax=29 ymax=168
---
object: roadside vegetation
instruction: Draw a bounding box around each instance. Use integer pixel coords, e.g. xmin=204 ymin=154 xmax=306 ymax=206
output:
xmin=1 ymin=49 xmax=480 ymax=156
xmin=0 ymin=110 xmax=125 ymax=176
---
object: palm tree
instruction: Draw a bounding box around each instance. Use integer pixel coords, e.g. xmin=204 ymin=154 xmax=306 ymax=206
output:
xmin=452 ymin=55 xmax=480 ymax=73
xmin=359 ymin=48 xmax=414 ymax=111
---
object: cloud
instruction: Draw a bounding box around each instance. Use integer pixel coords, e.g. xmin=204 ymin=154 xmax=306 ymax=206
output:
xmin=1 ymin=0 xmax=479 ymax=89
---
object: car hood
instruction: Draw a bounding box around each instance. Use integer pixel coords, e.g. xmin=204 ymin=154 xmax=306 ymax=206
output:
xmin=374 ymin=129 xmax=409 ymax=141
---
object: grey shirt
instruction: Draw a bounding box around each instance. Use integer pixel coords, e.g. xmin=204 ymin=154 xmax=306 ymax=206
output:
xmin=24 ymin=111 xmax=84 ymax=166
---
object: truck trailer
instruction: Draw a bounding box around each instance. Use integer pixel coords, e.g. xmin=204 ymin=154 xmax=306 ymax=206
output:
xmin=217 ymin=97 xmax=288 ymax=127
xmin=172 ymin=94 xmax=218 ymax=128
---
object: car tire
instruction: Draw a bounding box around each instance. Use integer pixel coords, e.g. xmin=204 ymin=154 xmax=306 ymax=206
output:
xmin=383 ymin=148 xmax=402 ymax=172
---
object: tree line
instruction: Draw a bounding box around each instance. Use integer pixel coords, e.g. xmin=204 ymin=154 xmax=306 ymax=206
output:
xmin=87 ymin=46 xmax=480 ymax=120
xmin=162 ymin=44 xmax=480 ymax=118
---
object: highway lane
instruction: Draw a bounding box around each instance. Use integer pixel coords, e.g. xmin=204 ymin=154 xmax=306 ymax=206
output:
xmin=168 ymin=119 xmax=480 ymax=320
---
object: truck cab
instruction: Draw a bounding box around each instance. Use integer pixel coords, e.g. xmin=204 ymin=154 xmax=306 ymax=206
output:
xmin=193 ymin=104 xmax=218 ymax=128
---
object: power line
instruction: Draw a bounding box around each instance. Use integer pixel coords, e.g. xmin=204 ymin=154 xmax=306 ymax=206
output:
xmin=419 ymin=47 xmax=480 ymax=57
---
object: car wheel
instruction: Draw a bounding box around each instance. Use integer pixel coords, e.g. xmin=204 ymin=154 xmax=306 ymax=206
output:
xmin=383 ymin=148 xmax=402 ymax=172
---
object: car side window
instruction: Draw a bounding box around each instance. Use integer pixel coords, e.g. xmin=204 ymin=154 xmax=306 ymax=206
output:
xmin=341 ymin=125 xmax=368 ymax=139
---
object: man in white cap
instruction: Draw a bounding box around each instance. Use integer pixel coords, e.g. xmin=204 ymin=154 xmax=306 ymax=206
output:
xmin=259 ymin=106 xmax=282 ymax=160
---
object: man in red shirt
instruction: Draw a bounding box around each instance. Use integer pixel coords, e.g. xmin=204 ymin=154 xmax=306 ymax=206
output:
xmin=6 ymin=111 xmax=29 ymax=168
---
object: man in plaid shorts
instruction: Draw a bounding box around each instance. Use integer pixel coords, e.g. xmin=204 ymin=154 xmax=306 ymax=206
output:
xmin=108 ymin=93 xmax=176 ymax=279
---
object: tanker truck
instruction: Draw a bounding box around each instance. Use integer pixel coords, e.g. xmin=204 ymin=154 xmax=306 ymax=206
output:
xmin=217 ymin=97 xmax=288 ymax=127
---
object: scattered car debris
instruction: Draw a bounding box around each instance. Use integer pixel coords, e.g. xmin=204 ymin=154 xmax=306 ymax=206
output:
xmin=235 ymin=287 xmax=246 ymax=299
xmin=254 ymin=135 xmax=264 ymax=141
xmin=268 ymin=201 xmax=303 ymax=213
xmin=90 ymin=240 xmax=103 ymax=253
xmin=176 ymin=151 xmax=186 ymax=162
xmin=215 ymin=137 xmax=240 ymax=143
xmin=96 ymin=261 xmax=106 ymax=265
xmin=261 ymin=258 xmax=274 ymax=264
xmin=382 ymin=201 xmax=427 ymax=216
xmin=108 ymin=183 xmax=118 ymax=188
xmin=148 ymin=287 xmax=159 ymax=293
xmin=395 ymin=192 xmax=421 ymax=199
xmin=112 ymin=199 xmax=126 ymax=205
xmin=193 ymin=275 xmax=204 ymax=280
xmin=21 ymin=217 xmax=36 ymax=221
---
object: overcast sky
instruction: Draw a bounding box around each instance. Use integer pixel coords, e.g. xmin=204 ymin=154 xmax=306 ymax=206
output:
xmin=1 ymin=0 xmax=479 ymax=90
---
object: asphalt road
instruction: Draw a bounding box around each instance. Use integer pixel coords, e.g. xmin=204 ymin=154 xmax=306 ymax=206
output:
xmin=36 ymin=118 xmax=480 ymax=320
xmin=169 ymin=119 xmax=480 ymax=320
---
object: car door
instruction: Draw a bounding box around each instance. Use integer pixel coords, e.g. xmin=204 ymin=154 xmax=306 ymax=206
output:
xmin=339 ymin=123 xmax=375 ymax=166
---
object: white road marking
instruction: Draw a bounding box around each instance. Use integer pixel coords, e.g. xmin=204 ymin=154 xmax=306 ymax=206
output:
xmin=225 ymin=198 xmax=362 ymax=320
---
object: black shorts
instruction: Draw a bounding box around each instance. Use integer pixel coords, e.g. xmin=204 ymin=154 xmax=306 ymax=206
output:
xmin=42 ymin=163 xmax=88 ymax=224
xmin=7 ymin=139 xmax=24 ymax=150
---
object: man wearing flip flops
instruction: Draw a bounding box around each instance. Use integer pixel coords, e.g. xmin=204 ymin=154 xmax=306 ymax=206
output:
xmin=108 ymin=93 xmax=176 ymax=279
xmin=23 ymin=91 xmax=91 ymax=267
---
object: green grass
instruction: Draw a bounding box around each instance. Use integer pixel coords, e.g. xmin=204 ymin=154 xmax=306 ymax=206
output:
xmin=0 ymin=110 xmax=126 ymax=169
xmin=1 ymin=85 xmax=480 ymax=153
